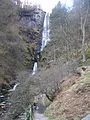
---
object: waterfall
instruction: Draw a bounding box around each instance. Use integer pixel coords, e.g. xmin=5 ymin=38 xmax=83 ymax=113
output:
xmin=32 ymin=62 xmax=38 ymax=75
xmin=32 ymin=13 xmax=50 ymax=75
xmin=41 ymin=13 xmax=50 ymax=51
xmin=9 ymin=83 xmax=20 ymax=92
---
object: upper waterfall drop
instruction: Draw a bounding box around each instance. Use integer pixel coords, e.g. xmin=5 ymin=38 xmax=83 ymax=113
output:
xmin=32 ymin=13 xmax=50 ymax=75
xmin=41 ymin=13 xmax=50 ymax=51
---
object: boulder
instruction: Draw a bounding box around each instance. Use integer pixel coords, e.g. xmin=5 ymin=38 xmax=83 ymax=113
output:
xmin=82 ymin=114 xmax=90 ymax=120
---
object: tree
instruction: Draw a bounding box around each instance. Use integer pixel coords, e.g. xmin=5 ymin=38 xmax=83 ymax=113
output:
xmin=80 ymin=1 xmax=89 ymax=63
xmin=73 ymin=0 xmax=90 ymax=63
xmin=41 ymin=0 xmax=90 ymax=66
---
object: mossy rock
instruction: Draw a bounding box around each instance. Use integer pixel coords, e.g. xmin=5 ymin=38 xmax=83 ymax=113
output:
xmin=44 ymin=96 xmax=51 ymax=107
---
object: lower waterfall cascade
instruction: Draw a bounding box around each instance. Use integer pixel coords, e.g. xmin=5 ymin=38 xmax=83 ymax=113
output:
xmin=32 ymin=13 xmax=50 ymax=75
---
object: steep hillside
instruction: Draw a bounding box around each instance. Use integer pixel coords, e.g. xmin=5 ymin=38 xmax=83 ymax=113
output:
xmin=0 ymin=0 xmax=45 ymax=91
xmin=0 ymin=0 xmax=45 ymax=117
xmin=45 ymin=66 xmax=90 ymax=120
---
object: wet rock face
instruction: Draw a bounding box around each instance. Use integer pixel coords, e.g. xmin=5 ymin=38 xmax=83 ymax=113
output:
xmin=20 ymin=7 xmax=45 ymax=28
xmin=20 ymin=7 xmax=45 ymax=41
xmin=0 ymin=84 xmax=10 ymax=95
xmin=19 ymin=7 xmax=45 ymax=61
xmin=0 ymin=84 xmax=10 ymax=116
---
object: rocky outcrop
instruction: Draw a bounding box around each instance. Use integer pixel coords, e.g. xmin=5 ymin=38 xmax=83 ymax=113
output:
xmin=20 ymin=7 xmax=45 ymax=59
xmin=20 ymin=7 xmax=45 ymax=28
xmin=0 ymin=2 xmax=45 ymax=118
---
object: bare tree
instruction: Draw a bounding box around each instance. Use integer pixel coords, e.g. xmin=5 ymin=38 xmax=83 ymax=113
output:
xmin=80 ymin=1 xmax=89 ymax=63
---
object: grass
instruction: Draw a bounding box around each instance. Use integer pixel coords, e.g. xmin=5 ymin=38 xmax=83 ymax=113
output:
xmin=84 ymin=71 xmax=90 ymax=80
xmin=44 ymin=96 xmax=51 ymax=107
xmin=45 ymin=108 xmax=69 ymax=120
xmin=44 ymin=107 xmax=58 ymax=120
xmin=83 ymin=71 xmax=90 ymax=87
xmin=44 ymin=67 xmax=90 ymax=120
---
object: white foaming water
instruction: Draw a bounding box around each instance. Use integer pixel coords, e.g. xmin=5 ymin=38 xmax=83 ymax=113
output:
xmin=41 ymin=13 xmax=50 ymax=51
xmin=32 ymin=13 xmax=50 ymax=75
xmin=9 ymin=83 xmax=20 ymax=92
xmin=32 ymin=62 xmax=38 ymax=75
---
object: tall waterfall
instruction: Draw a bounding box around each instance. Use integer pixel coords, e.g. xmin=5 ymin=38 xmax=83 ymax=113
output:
xmin=32 ymin=13 xmax=50 ymax=75
xmin=41 ymin=13 xmax=50 ymax=51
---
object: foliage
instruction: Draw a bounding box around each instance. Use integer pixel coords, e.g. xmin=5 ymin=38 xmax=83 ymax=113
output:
xmin=84 ymin=71 xmax=90 ymax=81
xmin=45 ymin=107 xmax=58 ymax=120
xmin=0 ymin=0 xmax=41 ymax=85
xmin=44 ymin=96 xmax=51 ymax=107
xmin=40 ymin=0 xmax=90 ymax=67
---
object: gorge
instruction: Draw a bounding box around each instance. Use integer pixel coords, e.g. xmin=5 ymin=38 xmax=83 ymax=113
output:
xmin=0 ymin=0 xmax=90 ymax=120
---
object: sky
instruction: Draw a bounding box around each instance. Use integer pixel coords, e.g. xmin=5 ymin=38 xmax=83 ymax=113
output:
xmin=20 ymin=0 xmax=73 ymax=13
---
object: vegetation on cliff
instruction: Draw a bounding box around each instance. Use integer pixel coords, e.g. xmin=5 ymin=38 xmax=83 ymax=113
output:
xmin=0 ymin=0 xmax=45 ymax=117
xmin=0 ymin=0 xmax=44 ymax=87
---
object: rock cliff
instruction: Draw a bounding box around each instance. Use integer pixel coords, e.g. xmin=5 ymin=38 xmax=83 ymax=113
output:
xmin=20 ymin=6 xmax=45 ymax=61
xmin=0 ymin=1 xmax=45 ymax=116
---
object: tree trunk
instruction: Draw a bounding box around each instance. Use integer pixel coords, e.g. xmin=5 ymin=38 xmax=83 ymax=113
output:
xmin=82 ymin=26 xmax=86 ymax=63
xmin=80 ymin=3 xmax=89 ymax=63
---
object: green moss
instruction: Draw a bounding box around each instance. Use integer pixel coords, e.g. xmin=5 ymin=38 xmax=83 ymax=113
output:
xmin=87 ymin=83 xmax=90 ymax=87
xmin=86 ymin=48 xmax=90 ymax=59
xmin=45 ymin=107 xmax=57 ymax=120
xmin=84 ymin=71 xmax=90 ymax=81
xmin=45 ymin=108 xmax=68 ymax=120
xmin=44 ymin=97 xmax=51 ymax=107
xmin=82 ymin=71 xmax=90 ymax=87
xmin=73 ymin=117 xmax=80 ymax=120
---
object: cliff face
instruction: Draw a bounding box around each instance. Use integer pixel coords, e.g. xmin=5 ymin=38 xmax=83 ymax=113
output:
xmin=0 ymin=4 xmax=45 ymax=83
xmin=0 ymin=1 xmax=45 ymax=114
xmin=20 ymin=7 xmax=45 ymax=28
xmin=20 ymin=7 xmax=45 ymax=60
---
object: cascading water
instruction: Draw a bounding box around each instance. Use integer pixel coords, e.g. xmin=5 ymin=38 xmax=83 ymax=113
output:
xmin=32 ymin=62 xmax=38 ymax=75
xmin=41 ymin=13 xmax=50 ymax=51
xmin=9 ymin=83 xmax=20 ymax=92
xmin=32 ymin=13 xmax=50 ymax=75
